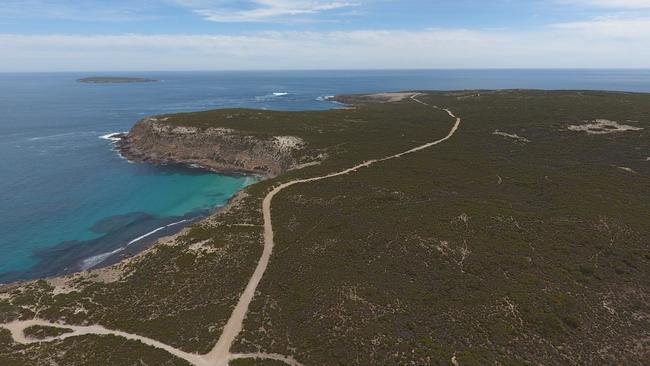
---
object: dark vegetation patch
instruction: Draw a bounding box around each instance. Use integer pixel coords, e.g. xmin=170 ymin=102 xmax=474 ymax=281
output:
xmin=24 ymin=325 xmax=73 ymax=339
xmin=232 ymin=91 xmax=650 ymax=365
xmin=0 ymin=334 xmax=191 ymax=366
xmin=230 ymin=359 xmax=291 ymax=366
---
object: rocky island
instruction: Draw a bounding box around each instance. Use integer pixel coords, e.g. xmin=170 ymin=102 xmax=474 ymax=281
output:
xmin=1 ymin=90 xmax=649 ymax=365
xmin=77 ymin=77 xmax=158 ymax=84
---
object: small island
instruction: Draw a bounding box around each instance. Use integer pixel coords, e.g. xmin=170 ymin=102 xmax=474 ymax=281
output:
xmin=77 ymin=77 xmax=158 ymax=84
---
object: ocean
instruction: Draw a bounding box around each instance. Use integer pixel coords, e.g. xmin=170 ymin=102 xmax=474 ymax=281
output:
xmin=1 ymin=69 xmax=650 ymax=283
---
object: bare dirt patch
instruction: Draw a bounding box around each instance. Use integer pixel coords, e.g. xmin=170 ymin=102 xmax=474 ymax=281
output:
xmin=568 ymin=119 xmax=643 ymax=135
xmin=363 ymin=92 xmax=416 ymax=103
xmin=273 ymin=136 xmax=304 ymax=153
xmin=493 ymin=130 xmax=530 ymax=143
xmin=617 ymin=166 xmax=637 ymax=174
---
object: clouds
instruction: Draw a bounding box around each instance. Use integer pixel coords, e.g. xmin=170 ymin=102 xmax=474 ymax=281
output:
xmin=553 ymin=15 xmax=650 ymax=37
xmin=551 ymin=0 xmax=650 ymax=44
xmin=174 ymin=0 xmax=360 ymax=22
xmin=558 ymin=0 xmax=650 ymax=8
xmin=0 ymin=0 xmax=363 ymax=23
xmin=1 ymin=25 xmax=648 ymax=71
xmin=0 ymin=1 xmax=648 ymax=70
xmin=0 ymin=0 xmax=162 ymax=21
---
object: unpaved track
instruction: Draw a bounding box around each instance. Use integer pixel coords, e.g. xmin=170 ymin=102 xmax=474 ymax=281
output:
xmin=0 ymin=94 xmax=461 ymax=366
xmin=2 ymin=319 xmax=206 ymax=365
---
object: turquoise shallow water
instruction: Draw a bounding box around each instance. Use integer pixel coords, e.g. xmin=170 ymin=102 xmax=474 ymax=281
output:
xmin=2 ymin=70 xmax=650 ymax=283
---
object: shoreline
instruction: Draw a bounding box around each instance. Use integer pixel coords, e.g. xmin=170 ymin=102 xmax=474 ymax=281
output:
xmin=1 ymin=189 xmax=246 ymax=292
xmin=0 ymin=133 xmax=260 ymax=288
xmin=84 ymin=133 xmax=263 ymax=275
xmin=0 ymin=94 xmax=354 ymax=288
xmin=0 ymin=92 xmax=462 ymax=365
xmin=0 ymin=186 xmax=251 ymax=289
xmin=79 ymin=215 xmax=200 ymax=271
xmin=1 ymin=93 xmax=357 ymax=288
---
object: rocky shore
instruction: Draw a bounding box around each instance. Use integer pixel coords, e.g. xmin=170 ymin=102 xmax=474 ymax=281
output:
xmin=116 ymin=116 xmax=306 ymax=177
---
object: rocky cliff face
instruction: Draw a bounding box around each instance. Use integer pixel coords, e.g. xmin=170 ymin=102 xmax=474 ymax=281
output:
xmin=117 ymin=117 xmax=305 ymax=177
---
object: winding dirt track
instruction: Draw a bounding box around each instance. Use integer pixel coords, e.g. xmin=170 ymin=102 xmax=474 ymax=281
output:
xmin=0 ymin=94 xmax=461 ymax=366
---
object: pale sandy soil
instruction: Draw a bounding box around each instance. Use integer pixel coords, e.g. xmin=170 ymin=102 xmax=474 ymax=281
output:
xmin=290 ymin=161 xmax=321 ymax=171
xmin=617 ymin=166 xmax=637 ymax=174
xmin=274 ymin=136 xmax=304 ymax=152
xmin=568 ymin=119 xmax=644 ymax=134
xmin=363 ymin=92 xmax=417 ymax=102
xmin=493 ymin=130 xmax=531 ymax=143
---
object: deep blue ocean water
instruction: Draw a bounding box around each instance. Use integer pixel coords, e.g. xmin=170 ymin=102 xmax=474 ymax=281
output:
xmin=1 ymin=69 xmax=650 ymax=283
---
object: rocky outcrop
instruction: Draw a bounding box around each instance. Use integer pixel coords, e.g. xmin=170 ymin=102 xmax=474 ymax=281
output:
xmin=116 ymin=117 xmax=305 ymax=177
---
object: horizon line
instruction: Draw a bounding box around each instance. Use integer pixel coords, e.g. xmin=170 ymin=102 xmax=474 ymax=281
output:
xmin=2 ymin=67 xmax=650 ymax=74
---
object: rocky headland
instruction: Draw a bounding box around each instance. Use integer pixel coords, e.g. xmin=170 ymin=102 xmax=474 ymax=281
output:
xmin=116 ymin=116 xmax=306 ymax=177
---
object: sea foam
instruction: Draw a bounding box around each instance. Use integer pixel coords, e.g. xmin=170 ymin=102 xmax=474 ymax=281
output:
xmin=99 ymin=132 xmax=126 ymax=142
xmin=80 ymin=248 xmax=124 ymax=270
xmin=28 ymin=132 xmax=76 ymax=141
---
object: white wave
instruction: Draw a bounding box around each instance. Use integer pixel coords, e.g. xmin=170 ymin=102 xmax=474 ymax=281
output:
xmin=28 ymin=132 xmax=76 ymax=141
xmin=166 ymin=219 xmax=189 ymax=228
xmin=272 ymin=92 xmax=289 ymax=96
xmin=243 ymin=176 xmax=258 ymax=186
xmin=316 ymin=95 xmax=334 ymax=101
xmin=126 ymin=226 xmax=167 ymax=246
xmin=102 ymin=132 xmax=134 ymax=162
xmin=99 ymin=132 xmax=126 ymax=142
xmin=111 ymin=147 xmax=135 ymax=163
xmin=126 ymin=219 xmax=188 ymax=246
xmin=80 ymin=247 xmax=124 ymax=270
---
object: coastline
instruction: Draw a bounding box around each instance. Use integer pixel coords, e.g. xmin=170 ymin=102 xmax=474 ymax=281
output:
xmin=1 ymin=93 xmax=360 ymax=287
xmin=0 ymin=94 xmax=353 ymax=287
xmin=1 ymin=189 xmax=246 ymax=297
xmin=0 ymin=182 xmax=253 ymax=290
xmin=86 ymin=131 xmax=266 ymax=275
xmin=2 ymin=85 xmax=649 ymax=365
xmin=0 ymin=132 xmax=261 ymax=287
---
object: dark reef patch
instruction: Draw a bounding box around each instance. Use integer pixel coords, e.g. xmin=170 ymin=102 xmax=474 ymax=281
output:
xmin=0 ymin=210 xmax=205 ymax=284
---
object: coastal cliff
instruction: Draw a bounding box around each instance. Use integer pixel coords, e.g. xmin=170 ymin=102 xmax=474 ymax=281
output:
xmin=117 ymin=116 xmax=305 ymax=177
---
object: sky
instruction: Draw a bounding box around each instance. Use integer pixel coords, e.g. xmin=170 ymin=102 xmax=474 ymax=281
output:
xmin=0 ymin=0 xmax=648 ymax=71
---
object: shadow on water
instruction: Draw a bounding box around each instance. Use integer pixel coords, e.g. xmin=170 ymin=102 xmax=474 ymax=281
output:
xmin=132 ymin=161 xmax=253 ymax=178
xmin=0 ymin=209 xmax=213 ymax=284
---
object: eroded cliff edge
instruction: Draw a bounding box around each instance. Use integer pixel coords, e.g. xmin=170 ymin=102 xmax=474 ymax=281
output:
xmin=116 ymin=116 xmax=306 ymax=177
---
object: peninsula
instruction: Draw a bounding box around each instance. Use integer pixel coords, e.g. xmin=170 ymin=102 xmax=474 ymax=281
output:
xmin=1 ymin=90 xmax=649 ymax=365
